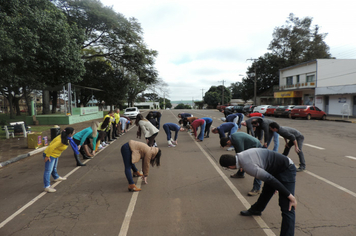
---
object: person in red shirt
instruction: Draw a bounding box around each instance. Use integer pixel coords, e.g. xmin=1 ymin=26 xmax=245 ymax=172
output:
xmin=187 ymin=119 xmax=206 ymax=142
xmin=246 ymin=112 xmax=264 ymax=118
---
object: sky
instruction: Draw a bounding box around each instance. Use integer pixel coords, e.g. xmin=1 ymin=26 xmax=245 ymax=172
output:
xmin=100 ymin=0 xmax=356 ymax=101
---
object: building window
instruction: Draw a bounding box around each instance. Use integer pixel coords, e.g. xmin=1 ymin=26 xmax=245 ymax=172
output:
xmin=296 ymin=75 xmax=300 ymax=83
xmin=286 ymin=76 xmax=293 ymax=86
xmin=306 ymin=74 xmax=315 ymax=82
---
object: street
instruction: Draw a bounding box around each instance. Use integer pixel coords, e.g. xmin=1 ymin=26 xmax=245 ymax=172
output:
xmin=1 ymin=109 xmax=356 ymax=236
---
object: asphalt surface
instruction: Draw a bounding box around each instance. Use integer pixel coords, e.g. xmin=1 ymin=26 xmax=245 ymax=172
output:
xmin=1 ymin=110 xmax=356 ymax=236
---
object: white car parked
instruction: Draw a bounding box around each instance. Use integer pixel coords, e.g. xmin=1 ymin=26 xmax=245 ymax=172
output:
xmin=124 ymin=107 xmax=140 ymax=119
xmin=253 ymin=105 xmax=271 ymax=114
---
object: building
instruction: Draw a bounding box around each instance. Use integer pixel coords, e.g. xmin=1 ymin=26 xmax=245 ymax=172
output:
xmin=276 ymin=59 xmax=356 ymax=116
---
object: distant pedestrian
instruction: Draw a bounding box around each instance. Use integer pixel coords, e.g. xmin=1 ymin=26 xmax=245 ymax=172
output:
xmin=73 ymin=121 xmax=100 ymax=160
xmin=178 ymin=113 xmax=193 ymax=126
xmin=200 ymin=117 xmax=213 ymax=138
xmin=43 ymin=127 xmax=77 ymax=193
xmin=212 ymin=122 xmax=238 ymax=139
xmin=146 ymin=111 xmax=162 ymax=129
xmin=269 ymin=122 xmax=306 ymax=172
xmin=121 ymin=140 xmax=162 ymax=192
xmin=187 ymin=119 xmax=206 ymax=142
xmin=135 ymin=114 xmax=159 ymax=147
xmin=162 ymin=123 xmax=185 ymax=147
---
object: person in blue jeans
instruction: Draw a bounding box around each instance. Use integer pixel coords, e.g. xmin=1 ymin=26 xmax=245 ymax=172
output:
xmin=219 ymin=148 xmax=297 ymax=236
xmin=200 ymin=117 xmax=213 ymax=138
xmin=212 ymin=122 xmax=238 ymax=138
xmin=43 ymin=127 xmax=79 ymax=193
xmin=162 ymin=123 xmax=185 ymax=147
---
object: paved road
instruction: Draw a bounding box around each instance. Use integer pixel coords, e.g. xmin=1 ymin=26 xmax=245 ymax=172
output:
xmin=1 ymin=110 xmax=356 ymax=236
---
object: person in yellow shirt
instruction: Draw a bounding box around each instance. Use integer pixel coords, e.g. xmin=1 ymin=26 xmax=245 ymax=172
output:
xmin=114 ymin=108 xmax=121 ymax=138
xmin=43 ymin=127 xmax=76 ymax=193
xmin=103 ymin=111 xmax=115 ymax=142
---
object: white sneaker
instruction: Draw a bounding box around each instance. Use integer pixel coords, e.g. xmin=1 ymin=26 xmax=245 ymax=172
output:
xmin=227 ymin=147 xmax=235 ymax=151
xmin=44 ymin=187 xmax=56 ymax=193
xmin=168 ymin=143 xmax=176 ymax=147
xmin=171 ymin=140 xmax=177 ymax=145
xmin=153 ymin=143 xmax=158 ymax=147
xmin=54 ymin=176 xmax=67 ymax=182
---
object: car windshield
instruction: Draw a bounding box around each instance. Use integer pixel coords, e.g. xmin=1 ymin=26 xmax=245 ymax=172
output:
xmin=243 ymin=105 xmax=250 ymax=108
xmin=294 ymin=106 xmax=307 ymax=109
xmin=278 ymin=106 xmax=287 ymax=108
xmin=268 ymin=106 xmax=277 ymax=109
xmin=126 ymin=108 xmax=137 ymax=112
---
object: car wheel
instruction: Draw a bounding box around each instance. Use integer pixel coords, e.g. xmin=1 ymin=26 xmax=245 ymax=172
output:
xmin=306 ymin=114 xmax=311 ymax=120
xmin=291 ymin=116 xmax=296 ymax=119
xmin=321 ymin=115 xmax=326 ymax=120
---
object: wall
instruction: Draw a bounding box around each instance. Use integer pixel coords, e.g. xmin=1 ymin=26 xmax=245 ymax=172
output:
xmin=317 ymin=59 xmax=356 ymax=87
xmin=279 ymin=61 xmax=317 ymax=86
xmin=328 ymin=95 xmax=352 ymax=115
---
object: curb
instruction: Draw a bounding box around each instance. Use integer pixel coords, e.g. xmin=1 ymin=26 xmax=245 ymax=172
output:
xmin=0 ymin=146 xmax=47 ymax=168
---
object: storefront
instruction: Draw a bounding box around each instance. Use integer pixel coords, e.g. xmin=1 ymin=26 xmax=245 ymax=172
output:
xmin=274 ymin=91 xmax=303 ymax=105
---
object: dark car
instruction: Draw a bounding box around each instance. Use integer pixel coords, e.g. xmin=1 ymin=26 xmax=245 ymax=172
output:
xmin=274 ymin=105 xmax=295 ymax=118
xmin=243 ymin=105 xmax=256 ymax=114
xmin=291 ymin=105 xmax=327 ymax=120
xmin=233 ymin=105 xmax=244 ymax=113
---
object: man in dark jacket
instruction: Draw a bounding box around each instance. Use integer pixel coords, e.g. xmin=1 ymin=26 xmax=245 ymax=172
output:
xmin=269 ymin=122 xmax=306 ymax=171
xmin=219 ymin=148 xmax=297 ymax=236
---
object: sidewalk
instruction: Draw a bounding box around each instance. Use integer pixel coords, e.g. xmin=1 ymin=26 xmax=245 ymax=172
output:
xmin=1 ymin=114 xmax=355 ymax=168
xmin=0 ymin=118 xmax=103 ymax=168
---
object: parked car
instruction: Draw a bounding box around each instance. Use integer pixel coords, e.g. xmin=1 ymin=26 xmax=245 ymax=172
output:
xmin=253 ymin=105 xmax=271 ymax=114
xmin=274 ymin=105 xmax=295 ymax=118
xmin=265 ymin=105 xmax=279 ymax=116
xmin=233 ymin=105 xmax=244 ymax=113
xmin=291 ymin=105 xmax=327 ymax=120
xmin=216 ymin=104 xmax=230 ymax=111
xmin=124 ymin=107 xmax=140 ymax=119
xmin=243 ymin=105 xmax=256 ymax=114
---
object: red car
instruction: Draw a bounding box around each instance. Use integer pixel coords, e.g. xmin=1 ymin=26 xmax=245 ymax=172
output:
xmin=265 ymin=105 xmax=278 ymax=116
xmin=291 ymin=106 xmax=327 ymax=120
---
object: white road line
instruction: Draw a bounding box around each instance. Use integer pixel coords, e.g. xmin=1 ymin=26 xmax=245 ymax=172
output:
xmin=191 ymin=133 xmax=275 ymax=236
xmin=0 ymin=130 xmax=125 ymax=229
xmin=118 ymin=178 xmax=142 ymax=236
xmin=304 ymin=144 xmax=325 ymax=150
xmin=346 ymin=156 xmax=356 ymax=161
xmin=305 ymin=170 xmax=356 ymax=198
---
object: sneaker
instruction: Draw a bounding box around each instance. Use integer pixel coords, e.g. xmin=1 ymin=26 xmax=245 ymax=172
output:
xmin=248 ymin=189 xmax=261 ymax=196
xmin=98 ymin=145 xmax=103 ymax=150
xmin=230 ymin=173 xmax=245 ymax=178
xmin=168 ymin=143 xmax=176 ymax=147
xmin=54 ymin=176 xmax=67 ymax=182
xmin=44 ymin=187 xmax=56 ymax=193
xmin=227 ymin=147 xmax=235 ymax=151
xmin=171 ymin=140 xmax=177 ymax=145
xmin=153 ymin=142 xmax=158 ymax=147
xmin=296 ymin=167 xmax=305 ymax=172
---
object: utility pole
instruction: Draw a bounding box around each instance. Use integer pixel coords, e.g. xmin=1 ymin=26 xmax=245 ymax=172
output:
xmin=201 ymin=88 xmax=204 ymax=100
xmin=218 ymin=80 xmax=226 ymax=105
xmin=247 ymin=58 xmax=258 ymax=105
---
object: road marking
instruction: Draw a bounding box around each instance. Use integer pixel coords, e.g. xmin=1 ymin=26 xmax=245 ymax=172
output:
xmin=190 ymin=134 xmax=275 ymax=235
xmin=304 ymin=144 xmax=325 ymax=150
xmin=118 ymin=178 xmax=142 ymax=236
xmin=305 ymin=170 xmax=356 ymax=198
xmin=346 ymin=156 xmax=356 ymax=161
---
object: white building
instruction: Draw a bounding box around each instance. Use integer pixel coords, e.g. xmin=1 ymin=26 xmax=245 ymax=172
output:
xmin=276 ymin=59 xmax=356 ymax=116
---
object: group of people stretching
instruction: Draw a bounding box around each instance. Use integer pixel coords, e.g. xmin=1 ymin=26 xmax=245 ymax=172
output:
xmin=42 ymin=108 xmax=305 ymax=235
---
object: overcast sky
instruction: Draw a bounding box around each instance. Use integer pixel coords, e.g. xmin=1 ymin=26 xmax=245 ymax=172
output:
xmin=101 ymin=0 xmax=356 ymax=101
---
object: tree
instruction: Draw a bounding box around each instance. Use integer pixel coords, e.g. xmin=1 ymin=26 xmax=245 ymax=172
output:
xmin=55 ymin=0 xmax=158 ymax=85
xmin=268 ymin=13 xmax=332 ymax=65
xmin=0 ymin=0 xmax=85 ymax=117
xmin=174 ymin=103 xmax=191 ymax=109
xmin=204 ymin=85 xmax=231 ymax=108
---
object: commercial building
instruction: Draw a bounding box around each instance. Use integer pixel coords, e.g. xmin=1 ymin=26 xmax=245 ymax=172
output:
xmin=275 ymin=59 xmax=356 ymax=116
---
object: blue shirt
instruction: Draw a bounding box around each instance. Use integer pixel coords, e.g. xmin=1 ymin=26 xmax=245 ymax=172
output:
xmin=217 ymin=122 xmax=236 ymax=138
xmin=226 ymin=114 xmax=238 ymax=122
xmin=200 ymin=117 xmax=213 ymax=124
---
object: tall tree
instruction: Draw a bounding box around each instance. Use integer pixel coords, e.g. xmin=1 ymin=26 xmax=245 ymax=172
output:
xmin=204 ymin=85 xmax=231 ymax=108
xmin=0 ymin=0 xmax=85 ymax=117
xmin=268 ymin=13 xmax=332 ymax=65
